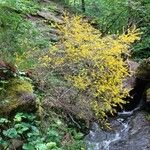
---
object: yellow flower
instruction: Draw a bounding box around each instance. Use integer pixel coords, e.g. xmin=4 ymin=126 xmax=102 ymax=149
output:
xmin=39 ymin=15 xmax=140 ymax=122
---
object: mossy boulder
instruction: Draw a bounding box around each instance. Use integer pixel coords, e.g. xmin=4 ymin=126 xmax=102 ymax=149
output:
xmin=7 ymin=78 xmax=34 ymax=97
xmin=136 ymin=57 xmax=150 ymax=80
xmin=0 ymin=78 xmax=36 ymax=116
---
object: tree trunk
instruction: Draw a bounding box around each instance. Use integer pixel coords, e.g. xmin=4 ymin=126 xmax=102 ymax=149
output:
xmin=81 ymin=0 xmax=85 ymax=12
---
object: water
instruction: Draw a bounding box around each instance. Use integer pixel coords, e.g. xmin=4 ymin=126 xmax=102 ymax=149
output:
xmin=85 ymin=113 xmax=131 ymax=150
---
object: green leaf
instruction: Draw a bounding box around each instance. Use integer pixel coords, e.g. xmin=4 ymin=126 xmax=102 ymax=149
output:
xmin=35 ymin=143 xmax=47 ymax=150
xmin=14 ymin=113 xmax=36 ymax=122
xmin=74 ymin=132 xmax=84 ymax=140
xmin=15 ymin=123 xmax=30 ymax=134
xmin=0 ymin=118 xmax=10 ymax=124
xmin=3 ymin=128 xmax=20 ymax=138
xmin=46 ymin=142 xmax=57 ymax=149
xmin=47 ymin=130 xmax=59 ymax=138
xmin=14 ymin=113 xmax=26 ymax=122
xmin=0 ymin=137 xmax=9 ymax=149
xmin=23 ymin=143 xmax=35 ymax=150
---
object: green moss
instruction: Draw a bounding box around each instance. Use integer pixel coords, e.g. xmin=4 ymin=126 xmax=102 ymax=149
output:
xmin=6 ymin=78 xmax=33 ymax=98
xmin=0 ymin=78 xmax=35 ymax=115
xmin=145 ymin=114 xmax=150 ymax=121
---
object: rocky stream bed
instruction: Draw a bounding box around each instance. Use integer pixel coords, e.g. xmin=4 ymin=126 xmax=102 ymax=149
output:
xmin=85 ymin=111 xmax=150 ymax=150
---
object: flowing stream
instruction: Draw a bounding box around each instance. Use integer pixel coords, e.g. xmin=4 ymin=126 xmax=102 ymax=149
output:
xmin=85 ymin=108 xmax=144 ymax=150
xmin=85 ymin=118 xmax=129 ymax=150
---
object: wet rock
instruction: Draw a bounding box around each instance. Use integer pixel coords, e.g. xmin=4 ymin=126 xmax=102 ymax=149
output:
xmin=120 ymin=60 xmax=139 ymax=111
xmin=110 ymin=112 xmax=150 ymax=150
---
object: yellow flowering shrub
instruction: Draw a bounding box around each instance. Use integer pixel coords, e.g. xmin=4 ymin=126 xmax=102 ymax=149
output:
xmin=39 ymin=15 xmax=140 ymax=123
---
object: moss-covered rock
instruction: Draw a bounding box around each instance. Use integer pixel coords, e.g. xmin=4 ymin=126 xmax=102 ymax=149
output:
xmin=0 ymin=78 xmax=36 ymax=116
xmin=7 ymin=78 xmax=34 ymax=97
xmin=136 ymin=57 xmax=150 ymax=80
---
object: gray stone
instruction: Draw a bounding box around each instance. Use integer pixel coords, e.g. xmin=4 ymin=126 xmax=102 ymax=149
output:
xmin=37 ymin=11 xmax=63 ymax=24
xmin=50 ymin=33 xmax=59 ymax=42
xmin=49 ymin=28 xmax=59 ymax=35
xmin=123 ymin=60 xmax=139 ymax=90
xmin=111 ymin=112 xmax=150 ymax=150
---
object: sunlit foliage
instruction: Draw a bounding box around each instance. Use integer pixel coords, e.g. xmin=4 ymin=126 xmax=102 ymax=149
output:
xmin=0 ymin=0 xmax=41 ymax=70
xmin=63 ymin=0 xmax=150 ymax=59
xmin=40 ymin=15 xmax=140 ymax=122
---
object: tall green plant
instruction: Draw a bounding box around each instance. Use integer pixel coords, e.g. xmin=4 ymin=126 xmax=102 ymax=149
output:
xmin=0 ymin=0 xmax=41 ymax=70
xmin=63 ymin=0 xmax=150 ymax=59
xmin=0 ymin=1 xmax=38 ymax=49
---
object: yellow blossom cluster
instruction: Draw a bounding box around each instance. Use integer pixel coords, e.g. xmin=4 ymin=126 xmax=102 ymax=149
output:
xmin=40 ymin=15 xmax=140 ymax=122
